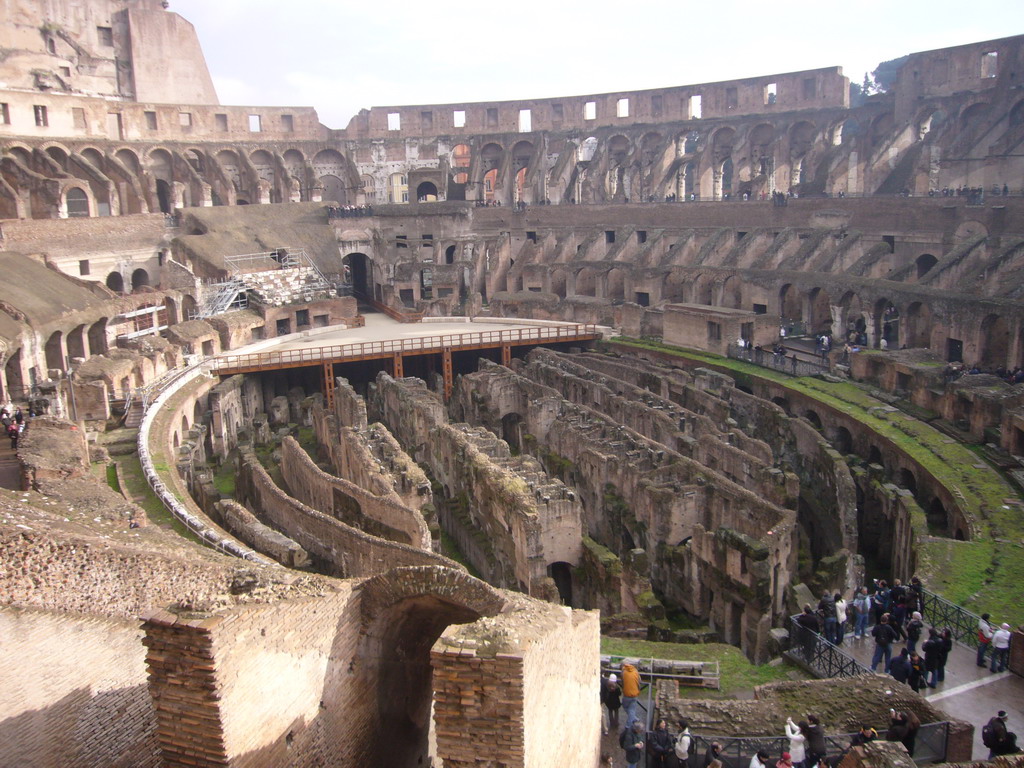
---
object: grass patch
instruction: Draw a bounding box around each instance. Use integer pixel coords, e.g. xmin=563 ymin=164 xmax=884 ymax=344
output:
xmin=105 ymin=463 xmax=121 ymax=494
xmin=609 ymin=337 xmax=1024 ymax=624
xmin=601 ymin=636 xmax=803 ymax=697
xmin=439 ymin=528 xmax=483 ymax=579
xmin=212 ymin=460 xmax=236 ymax=497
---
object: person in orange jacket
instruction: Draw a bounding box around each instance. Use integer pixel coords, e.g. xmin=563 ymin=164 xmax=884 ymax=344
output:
xmin=620 ymin=661 xmax=641 ymax=726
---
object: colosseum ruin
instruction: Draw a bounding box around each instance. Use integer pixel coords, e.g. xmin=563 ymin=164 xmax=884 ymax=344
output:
xmin=1 ymin=2 xmax=1023 ymax=767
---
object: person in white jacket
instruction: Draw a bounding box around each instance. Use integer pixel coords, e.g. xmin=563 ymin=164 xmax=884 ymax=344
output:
xmin=834 ymin=592 xmax=848 ymax=645
xmin=786 ymin=718 xmax=808 ymax=768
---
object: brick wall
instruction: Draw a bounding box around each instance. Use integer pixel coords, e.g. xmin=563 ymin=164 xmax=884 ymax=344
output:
xmin=0 ymin=606 xmax=160 ymax=768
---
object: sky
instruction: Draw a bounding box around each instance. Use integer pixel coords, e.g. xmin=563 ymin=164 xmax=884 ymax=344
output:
xmin=167 ymin=0 xmax=1024 ymax=130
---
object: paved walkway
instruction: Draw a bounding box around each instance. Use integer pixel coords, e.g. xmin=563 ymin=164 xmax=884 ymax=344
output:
xmin=840 ymin=630 xmax=1024 ymax=759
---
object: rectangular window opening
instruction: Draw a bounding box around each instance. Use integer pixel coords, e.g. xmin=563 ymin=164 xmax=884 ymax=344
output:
xmin=726 ymin=87 xmax=738 ymax=109
xmin=526 ymin=231 xmax=537 ymax=243
xmin=486 ymin=108 xmax=498 ymax=127
xmin=651 ymin=94 xmax=663 ymax=118
xmin=605 ymin=230 xmax=615 ymax=244
xmin=72 ymin=107 xmax=87 ymax=129
xmin=707 ymin=322 xmax=722 ymax=341
xmin=178 ymin=111 xmax=192 ymax=128
xmin=387 ymin=112 xmax=401 ymax=131
xmin=33 ymin=105 xmax=48 ymax=127
xmin=616 ymin=98 xmax=629 ymax=118
xmin=982 ymin=51 xmax=998 ymax=78
xmin=765 ymin=82 xmax=777 ymax=105
xmin=296 ymin=309 xmax=309 ymax=327
xmin=552 ymin=104 xmax=564 ymax=122
xmin=421 ymin=110 xmax=433 ymax=130
xmin=518 ymin=108 xmax=531 ymax=132
xmin=78 ymin=259 xmax=90 ymax=276
xmin=584 ymin=101 xmax=597 ymax=120
xmin=144 ymin=110 xmax=157 ymax=130
xmin=96 ymin=26 xmax=113 ymax=47
xmin=453 ymin=109 xmax=466 ymax=128
xmin=248 ymin=114 xmax=261 ymax=132
xmin=690 ymin=95 xmax=702 ymax=119
xmin=637 ymin=230 xmax=647 ymax=244
xmin=215 ymin=113 xmax=228 ymax=131
xmin=281 ymin=114 xmax=294 ymax=132
xmin=59 ymin=66 xmax=71 ymax=78
xmin=0 ymin=103 xmax=9 ymax=125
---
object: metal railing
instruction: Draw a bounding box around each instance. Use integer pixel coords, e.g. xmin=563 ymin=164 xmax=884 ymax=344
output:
xmin=686 ymin=722 xmax=949 ymax=767
xmin=919 ymin=588 xmax=982 ymax=649
xmin=786 ymin=617 xmax=874 ymax=678
xmin=211 ymin=323 xmax=601 ymax=374
xmin=727 ymin=344 xmax=831 ymax=376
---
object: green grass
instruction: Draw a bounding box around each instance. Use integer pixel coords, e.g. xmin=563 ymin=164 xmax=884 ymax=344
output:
xmin=439 ymin=528 xmax=483 ymax=579
xmin=110 ymin=450 xmax=200 ymax=543
xmin=609 ymin=337 xmax=1024 ymax=625
xmin=105 ymin=463 xmax=121 ymax=494
xmin=601 ymin=637 xmax=804 ymax=697
xmin=211 ymin=460 xmax=236 ymax=497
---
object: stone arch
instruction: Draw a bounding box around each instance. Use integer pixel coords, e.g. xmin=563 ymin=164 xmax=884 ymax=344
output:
xmin=312 ymin=149 xmax=346 ymax=203
xmin=181 ymin=414 xmax=190 ymax=435
xmin=904 ymin=302 xmax=933 ymax=349
xmin=44 ymin=331 xmax=64 ymax=373
xmin=832 ymin=426 xmax=853 ymax=454
xmin=869 ymin=113 xmax=895 ymax=148
xmin=444 ymin=244 xmax=457 ymax=265
xmin=720 ymin=275 xmax=742 ymax=309
xmin=320 ymin=174 xmax=345 ymax=204
xmin=916 ymin=108 xmax=946 ymax=139
xmin=482 ymin=169 xmax=498 ymax=202
xmin=979 ymin=314 xmax=1009 ymax=369
xmin=88 ymin=319 xmax=108 ymax=356
xmin=282 ymin=148 xmax=305 ymax=174
xmin=148 ymin=148 xmax=173 ymax=180
xmin=106 ymin=272 xmax=125 ymax=292
xmin=193 ymin=399 xmax=204 ymax=427
xmin=451 ymin=144 xmax=471 ymax=168
xmin=8 ymin=145 xmax=33 ymax=166
xmin=749 ymin=123 xmax=775 ymax=177
xmin=808 ymin=287 xmax=832 ymax=335
xmin=155 ymin=179 xmax=173 ymax=214
xmin=550 ymin=267 xmax=569 ymax=298
xmin=249 ymin=149 xmax=275 ymax=184
xmin=915 ymin=253 xmax=938 ymax=280
xmin=803 ymin=409 xmax=822 ymax=430
xmin=416 ymin=181 xmax=438 ymax=201
xmin=132 ymin=268 xmax=150 ymax=291
xmin=182 ymin=295 xmax=198 ymax=321
xmin=343 ymin=252 xmax=371 ymax=297
xmin=789 ymin=121 xmax=817 ymax=157
xmin=927 ymin=497 xmax=949 ymax=535
xmin=575 ymin=267 xmax=600 ymax=298
xmin=839 ymin=291 xmax=866 ymax=339
xmin=547 ymin=561 xmax=574 ymax=605
xmin=779 ymin=283 xmax=802 ymax=322
xmin=898 ymin=468 xmax=918 ymax=497
xmin=640 ymin=132 xmax=664 ymax=167
xmin=607 ymin=135 xmax=631 ymax=166
xmin=65 ymin=186 xmax=90 ymax=218
xmin=44 ymin=145 xmax=70 ymax=169
xmin=606 ymin=267 xmax=627 ymax=302
xmin=215 ymin=149 xmax=241 ymax=190
xmin=511 ymin=140 xmax=534 ymax=169
xmin=874 ymin=298 xmax=899 ymax=347
xmin=66 ymin=324 xmax=87 ymax=361
xmin=164 ymin=296 xmax=179 ymax=326
xmin=693 ymin=273 xmax=715 ymax=305
xmin=835 ymin=118 xmax=861 ymax=146
xmin=578 ymin=137 xmax=599 ymax=163
xmin=183 ymin=148 xmax=205 ymax=174
xmin=771 ymin=396 xmax=791 ymax=416
xmin=81 ymin=147 xmax=105 ymax=167
xmin=960 ymin=102 xmax=990 ymax=132
xmin=115 ymin=148 xmax=141 ymax=173
xmin=356 ymin=567 xmax=505 ymax=767
xmin=480 ymin=143 xmax=503 ymax=171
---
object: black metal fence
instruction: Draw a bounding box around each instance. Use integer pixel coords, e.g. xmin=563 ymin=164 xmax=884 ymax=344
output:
xmin=682 ymin=722 xmax=948 ymax=768
xmin=919 ymin=588 xmax=981 ymax=649
xmin=728 ymin=344 xmax=831 ymax=376
xmin=786 ymin=617 xmax=873 ymax=679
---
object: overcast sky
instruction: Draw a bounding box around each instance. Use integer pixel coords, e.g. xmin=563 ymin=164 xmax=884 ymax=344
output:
xmin=167 ymin=0 xmax=1024 ymax=130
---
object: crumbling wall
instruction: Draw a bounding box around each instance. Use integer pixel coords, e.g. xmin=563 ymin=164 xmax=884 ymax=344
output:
xmin=215 ymin=499 xmax=311 ymax=569
xmin=235 ymin=448 xmax=455 ymax=578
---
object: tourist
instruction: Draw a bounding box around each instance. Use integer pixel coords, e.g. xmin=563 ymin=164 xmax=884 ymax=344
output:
xmin=990 ymin=622 xmax=1012 ymax=673
xmin=852 ymin=587 xmax=871 ymax=638
xmin=936 ymin=628 xmax=952 ymax=683
xmin=905 ymin=612 xmax=924 ymax=653
xmin=907 ymin=651 xmax=926 ymax=692
xmin=601 ymin=671 xmax=621 ymax=734
xmin=871 ymin=613 xmax=902 ymax=671
xmin=675 ymin=720 xmax=696 ymax=768
xmin=889 ymin=647 xmax=911 ymax=684
xmin=818 ymin=592 xmax=838 ymax=644
xmin=621 ymin=719 xmax=646 ymax=768
xmin=703 ymin=741 xmax=723 ymax=768
xmin=776 ymin=752 xmax=794 ymax=768
xmin=977 ymin=613 xmax=995 ymax=666
xmin=785 ymin=718 xmax=808 ymax=768
xmin=850 ymin=724 xmax=877 ymax=746
xmin=805 ymin=714 xmax=827 ymax=768
xmin=922 ymin=628 xmax=942 ymax=687
xmin=982 ymin=711 xmax=1019 ymax=758
xmin=647 ymin=719 xmax=677 ymax=767
xmin=888 ymin=711 xmax=920 ymax=756
xmin=871 ymin=580 xmax=891 ymax=625
xmin=796 ymin=605 xmax=821 ymax=659
xmin=834 ymin=592 xmax=848 ymax=645
xmin=749 ymin=749 xmax=772 ymax=768
xmin=620 ymin=661 xmax=641 ymax=725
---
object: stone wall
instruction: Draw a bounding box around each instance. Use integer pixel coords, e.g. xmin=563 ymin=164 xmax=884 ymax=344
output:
xmin=279 ymin=436 xmax=431 ymax=549
xmin=235 ymin=448 xmax=456 ymax=578
xmin=215 ymin=499 xmax=311 ymax=569
xmin=0 ymin=606 xmax=159 ymax=768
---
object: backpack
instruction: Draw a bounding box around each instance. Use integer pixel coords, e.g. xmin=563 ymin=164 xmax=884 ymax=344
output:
xmin=675 ymin=733 xmax=696 ymax=760
xmin=982 ymin=723 xmax=997 ymax=749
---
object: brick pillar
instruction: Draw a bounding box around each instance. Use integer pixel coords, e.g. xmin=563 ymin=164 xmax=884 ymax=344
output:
xmin=143 ymin=610 xmax=230 ymax=767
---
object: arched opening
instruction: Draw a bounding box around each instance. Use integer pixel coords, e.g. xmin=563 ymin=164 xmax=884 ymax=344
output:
xmin=578 ymin=137 xmax=599 ymax=163
xmin=898 ymin=468 xmax=918 ymax=497
xmin=66 ymin=324 xmax=87 ymax=361
xmin=65 ymin=187 xmax=90 ymax=218
xmin=181 ymin=295 xmax=198 ymax=321
xmin=501 ymin=412 xmax=523 ymax=452
xmin=979 ymin=314 xmax=1009 ymax=369
xmin=181 ymin=414 xmax=190 ymax=435
xmin=106 ymin=272 xmax=124 ymax=293
xmin=44 ymin=331 xmax=64 ymax=373
xmin=720 ymin=275 xmax=742 ymax=309
xmin=483 ymin=169 xmax=499 ymax=202
xmin=416 ymin=181 xmax=438 ymax=202
xmin=779 ymin=284 xmax=802 ymax=323
xmin=804 ymin=410 xmax=822 ymax=431
xmin=927 ymin=498 xmax=948 ymax=536
xmin=356 ymin=573 xmax=502 ymax=768
xmin=193 ymin=400 xmax=204 ymax=427
xmin=164 ymin=297 xmax=179 ymax=326
xmin=389 ymin=173 xmax=408 ymax=204
xmin=548 ymin=562 xmax=573 ymax=605
xmin=868 ymin=445 xmax=883 ymax=466
xmin=444 ymin=245 xmax=457 ymax=265
xmin=155 ymin=179 xmax=172 ymax=214
xmin=833 ymin=426 xmax=853 ymax=454
xmin=915 ymin=253 xmax=938 ymax=280
xmin=319 ymin=174 xmax=345 ymax=204
xmin=771 ymin=397 xmax=791 ymax=415
xmin=874 ymin=299 xmax=899 ymax=348
xmin=4 ymin=349 xmax=24 ymax=399
xmin=131 ymin=268 xmax=150 ymax=291
xmin=88 ymin=319 xmax=108 ymax=356
xmin=344 ymin=252 xmax=371 ymax=298
xmin=808 ymin=287 xmax=832 ymax=336
xmin=839 ymin=291 xmax=867 ymax=343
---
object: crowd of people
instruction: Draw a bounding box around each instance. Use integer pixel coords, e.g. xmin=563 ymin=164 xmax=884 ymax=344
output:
xmin=326 ymin=204 xmax=373 ymax=218
xmin=2 ymin=406 xmax=28 ymax=449
xmin=944 ymin=361 xmax=1024 ymax=385
xmin=600 ymin=656 xmax=1018 ymax=767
